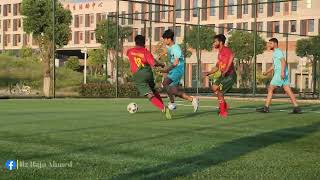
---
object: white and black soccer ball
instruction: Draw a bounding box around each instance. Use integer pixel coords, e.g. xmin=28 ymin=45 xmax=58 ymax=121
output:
xmin=168 ymin=103 xmax=177 ymax=111
xmin=127 ymin=103 xmax=138 ymax=114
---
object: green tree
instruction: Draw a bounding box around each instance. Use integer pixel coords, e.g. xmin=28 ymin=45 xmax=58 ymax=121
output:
xmin=228 ymin=30 xmax=266 ymax=88
xmin=296 ymin=36 xmax=320 ymax=94
xmin=21 ymin=0 xmax=72 ymax=97
xmin=95 ymin=20 xmax=132 ymax=80
xmin=65 ymin=56 xmax=80 ymax=71
xmin=179 ymin=42 xmax=192 ymax=58
xmin=184 ymin=26 xmax=215 ymax=60
xmin=20 ymin=46 xmax=33 ymax=59
xmin=88 ymin=49 xmax=104 ymax=77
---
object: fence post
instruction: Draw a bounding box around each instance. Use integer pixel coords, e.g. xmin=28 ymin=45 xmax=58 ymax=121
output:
xmin=196 ymin=7 xmax=201 ymax=96
xmin=252 ymin=0 xmax=257 ymax=97
xmin=115 ymin=0 xmax=120 ymax=98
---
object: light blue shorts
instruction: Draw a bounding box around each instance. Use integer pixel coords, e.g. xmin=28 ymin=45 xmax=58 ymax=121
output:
xmin=167 ymin=70 xmax=184 ymax=86
xmin=270 ymin=74 xmax=290 ymax=87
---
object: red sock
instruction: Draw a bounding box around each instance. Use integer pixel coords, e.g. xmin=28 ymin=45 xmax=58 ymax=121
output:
xmin=150 ymin=96 xmax=165 ymax=111
xmin=219 ymin=100 xmax=226 ymax=113
xmin=154 ymin=92 xmax=163 ymax=103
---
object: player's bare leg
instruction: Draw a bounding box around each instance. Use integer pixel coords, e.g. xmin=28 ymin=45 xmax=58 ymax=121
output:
xmin=163 ymin=78 xmax=199 ymax=112
xmin=257 ymin=85 xmax=276 ymax=113
xmin=283 ymin=85 xmax=301 ymax=114
xmin=211 ymin=85 xmax=228 ymax=117
xmin=265 ymin=85 xmax=276 ymax=107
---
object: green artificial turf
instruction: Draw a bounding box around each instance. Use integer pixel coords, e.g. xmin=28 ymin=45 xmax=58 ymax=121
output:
xmin=0 ymin=99 xmax=319 ymax=179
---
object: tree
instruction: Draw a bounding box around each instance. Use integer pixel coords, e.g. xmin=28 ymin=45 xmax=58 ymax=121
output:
xmin=20 ymin=46 xmax=33 ymax=59
xmin=65 ymin=56 xmax=80 ymax=71
xmin=179 ymin=42 xmax=192 ymax=58
xmin=21 ymin=0 xmax=72 ymax=97
xmin=88 ymin=49 xmax=104 ymax=77
xmin=228 ymin=30 xmax=266 ymax=88
xmin=184 ymin=26 xmax=215 ymax=60
xmin=296 ymin=36 xmax=320 ymax=95
xmin=95 ymin=20 xmax=132 ymax=80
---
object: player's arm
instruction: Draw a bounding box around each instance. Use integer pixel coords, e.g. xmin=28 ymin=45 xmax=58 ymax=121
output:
xmin=263 ymin=66 xmax=274 ymax=75
xmin=160 ymin=58 xmax=179 ymax=73
xmin=146 ymin=51 xmax=165 ymax=68
xmin=280 ymin=58 xmax=286 ymax=79
xmin=204 ymin=66 xmax=219 ymax=76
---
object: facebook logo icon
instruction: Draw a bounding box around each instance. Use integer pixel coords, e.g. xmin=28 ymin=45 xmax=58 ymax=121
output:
xmin=5 ymin=160 xmax=17 ymax=171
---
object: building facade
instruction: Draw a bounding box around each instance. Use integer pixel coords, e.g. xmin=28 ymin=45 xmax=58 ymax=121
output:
xmin=0 ymin=0 xmax=319 ymax=89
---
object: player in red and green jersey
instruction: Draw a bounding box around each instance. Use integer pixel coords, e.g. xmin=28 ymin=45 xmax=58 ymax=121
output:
xmin=127 ymin=35 xmax=172 ymax=119
xmin=204 ymin=34 xmax=237 ymax=118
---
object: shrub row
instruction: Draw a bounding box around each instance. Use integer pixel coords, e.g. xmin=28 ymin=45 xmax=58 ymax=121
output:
xmin=79 ymin=83 xmax=300 ymax=98
xmin=79 ymin=83 xmax=139 ymax=97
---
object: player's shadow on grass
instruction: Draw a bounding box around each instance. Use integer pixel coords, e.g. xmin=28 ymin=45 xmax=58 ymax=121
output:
xmin=112 ymin=122 xmax=320 ymax=180
xmin=173 ymin=110 xmax=214 ymax=120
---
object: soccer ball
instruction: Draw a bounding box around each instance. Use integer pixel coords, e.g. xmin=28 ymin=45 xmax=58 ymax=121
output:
xmin=127 ymin=103 xmax=138 ymax=114
xmin=168 ymin=103 xmax=177 ymax=111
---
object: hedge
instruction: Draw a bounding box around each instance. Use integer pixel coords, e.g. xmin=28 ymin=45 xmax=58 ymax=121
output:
xmin=79 ymin=83 xmax=139 ymax=97
xmin=79 ymin=83 xmax=300 ymax=98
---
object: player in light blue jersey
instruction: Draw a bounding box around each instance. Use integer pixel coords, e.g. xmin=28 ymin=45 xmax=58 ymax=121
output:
xmin=256 ymin=38 xmax=301 ymax=114
xmin=160 ymin=29 xmax=199 ymax=113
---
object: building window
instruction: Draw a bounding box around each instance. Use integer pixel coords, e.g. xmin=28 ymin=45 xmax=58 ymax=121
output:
xmin=185 ymin=0 xmax=190 ymax=21
xmin=258 ymin=0 xmax=264 ymax=13
xmin=243 ymin=0 xmax=248 ymax=14
xmin=90 ymin=14 xmax=94 ymax=25
xmin=257 ymin=22 xmax=263 ymax=31
xmin=227 ymin=0 xmax=234 ymax=15
xmin=90 ymin=32 xmax=95 ymax=41
xmin=121 ymin=11 xmax=126 ymax=25
xmin=210 ymin=0 xmax=215 ymax=16
xmin=306 ymin=0 xmax=312 ymax=9
xmin=128 ymin=2 xmax=133 ymax=25
xmin=291 ymin=1 xmax=297 ymax=11
xmin=176 ymin=0 xmax=181 ymax=18
xmin=275 ymin=0 xmax=280 ymax=12
xmin=274 ymin=21 xmax=280 ymax=33
xmin=161 ymin=1 xmax=166 ymax=19
xmin=154 ymin=27 xmax=160 ymax=41
xmin=236 ymin=23 xmax=242 ymax=29
xmin=193 ymin=0 xmax=198 ymax=17
xmin=202 ymin=0 xmax=208 ymax=21
xmin=155 ymin=0 xmax=161 ymax=22
xmin=308 ymin=19 xmax=314 ymax=32
xmin=243 ymin=22 xmax=248 ymax=30
xmin=175 ymin=26 xmax=182 ymax=37
xmin=134 ymin=11 xmax=139 ymax=21
xmin=290 ymin=20 xmax=297 ymax=32
xmin=227 ymin=23 xmax=233 ymax=32
xmin=79 ymin=15 xmax=83 ymax=26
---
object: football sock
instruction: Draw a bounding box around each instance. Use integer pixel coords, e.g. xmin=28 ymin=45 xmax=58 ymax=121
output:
xmin=219 ymin=100 xmax=226 ymax=113
xmin=150 ymin=96 xmax=165 ymax=111
xmin=154 ymin=93 xmax=164 ymax=104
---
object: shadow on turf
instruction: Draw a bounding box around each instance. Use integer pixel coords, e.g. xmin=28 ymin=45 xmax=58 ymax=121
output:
xmin=112 ymin=122 xmax=320 ymax=180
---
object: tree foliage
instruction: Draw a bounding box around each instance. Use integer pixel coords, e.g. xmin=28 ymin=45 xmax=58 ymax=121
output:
xmin=185 ymin=26 xmax=216 ymax=53
xmin=228 ymin=30 xmax=266 ymax=88
xmin=20 ymin=46 xmax=33 ymax=59
xmin=88 ymin=49 xmax=104 ymax=76
xmin=95 ymin=20 xmax=132 ymax=79
xmin=96 ymin=20 xmax=132 ymax=50
xmin=65 ymin=56 xmax=80 ymax=71
xmin=296 ymin=35 xmax=320 ymax=93
xmin=21 ymin=0 xmax=72 ymax=96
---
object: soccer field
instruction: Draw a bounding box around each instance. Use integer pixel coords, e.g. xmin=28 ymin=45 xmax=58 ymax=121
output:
xmin=0 ymin=99 xmax=319 ymax=179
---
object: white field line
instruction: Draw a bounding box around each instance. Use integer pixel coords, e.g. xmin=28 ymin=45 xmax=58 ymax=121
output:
xmin=175 ymin=103 xmax=320 ymax=114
